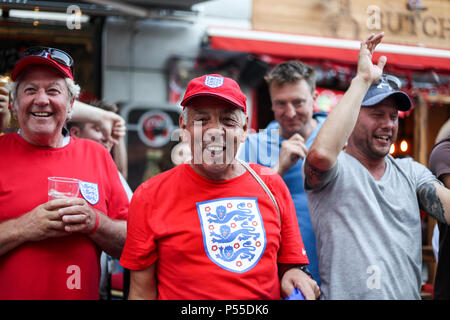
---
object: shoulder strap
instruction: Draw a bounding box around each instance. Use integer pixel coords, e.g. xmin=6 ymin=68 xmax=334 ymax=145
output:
xmin=236 ymin=158 xmax=281 ymax=225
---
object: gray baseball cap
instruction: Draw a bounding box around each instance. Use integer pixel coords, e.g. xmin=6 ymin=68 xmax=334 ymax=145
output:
xmin=362 ymin=75 xmax=412 ymax=111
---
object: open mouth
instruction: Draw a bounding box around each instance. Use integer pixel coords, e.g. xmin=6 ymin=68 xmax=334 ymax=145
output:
xmin=374 ymin=135 xmax=391 ymax=145
xmin=375 ymin=135 xmax=389 ymax=141
xmin=31 ymin=112 xmax=52 ymax=118
xmin=206 ymin=145 xmax=225 ymax=156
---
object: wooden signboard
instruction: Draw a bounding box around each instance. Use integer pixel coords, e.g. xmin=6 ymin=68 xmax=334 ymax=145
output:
xmin=252 ymin=0 xmax=450 ymax=49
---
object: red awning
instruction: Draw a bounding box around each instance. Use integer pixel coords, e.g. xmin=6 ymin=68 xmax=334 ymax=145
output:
xmin=207 ymin=27 xmax=450 ymax=72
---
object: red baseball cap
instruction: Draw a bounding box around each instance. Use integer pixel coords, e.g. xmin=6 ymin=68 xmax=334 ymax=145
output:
xmin=181 ymin=74 xmax=247 ymax=114
xmin=11 ymin=47 xmax=74 ymax=81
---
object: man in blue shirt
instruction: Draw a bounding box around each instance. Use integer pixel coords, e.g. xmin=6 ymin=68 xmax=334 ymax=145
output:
xmin=238 ymin=61 xmax=326 ymax=285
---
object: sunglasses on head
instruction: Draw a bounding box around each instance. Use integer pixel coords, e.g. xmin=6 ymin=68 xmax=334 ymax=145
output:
xmin=22 ymin=46 xmax=73 ymax=71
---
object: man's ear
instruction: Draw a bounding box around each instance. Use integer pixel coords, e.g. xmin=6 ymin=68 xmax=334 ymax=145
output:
xmin=179 ymin=114 xmax=186 ymax=129
xmin=67 ymin=96 xmax=76 ymax=114
xmin=69 ymin=126 xmax=81 ymax=137
xmin=240 ymin=116 xmax=249 ymax=143
xmin=309 ymin=88 xmax=316 ymax=101
xmin=179 ymin=115 xmax=188 ymax=142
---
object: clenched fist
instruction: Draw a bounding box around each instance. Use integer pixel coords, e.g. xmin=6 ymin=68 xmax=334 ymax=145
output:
xmin=274 ymin=133 xmax=308 ymax=176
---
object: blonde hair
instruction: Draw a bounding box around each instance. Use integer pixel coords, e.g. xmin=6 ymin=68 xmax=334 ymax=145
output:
xmin=265 ymin=60 xmax=316 ymax=93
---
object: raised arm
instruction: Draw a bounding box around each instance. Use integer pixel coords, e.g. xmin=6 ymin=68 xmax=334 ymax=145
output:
xmin=111 ymin=135 xmax=128 ymax=179
xmin=72 ymin=100 xmax=126 ymax=146
xmin=304 ymin=33 xmax=386 ymax=188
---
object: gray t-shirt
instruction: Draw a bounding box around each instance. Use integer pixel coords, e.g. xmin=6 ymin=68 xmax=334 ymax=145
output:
xmin=304 ymin=152 xmax=438 ymax=299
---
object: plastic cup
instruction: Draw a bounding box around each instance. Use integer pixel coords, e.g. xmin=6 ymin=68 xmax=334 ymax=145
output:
xmin=48 ymin=177 xmax=80 ymax=200
xmin=0 ymin=75 xmax=10 ymax=87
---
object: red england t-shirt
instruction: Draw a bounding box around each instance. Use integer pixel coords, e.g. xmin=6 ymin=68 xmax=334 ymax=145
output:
xmin=120 ymin=163 xmax=308 ymax=299
xmin=0 ymin=133 xmax=129 ymax=299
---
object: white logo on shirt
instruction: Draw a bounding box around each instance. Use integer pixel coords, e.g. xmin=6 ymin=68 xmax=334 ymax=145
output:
xmin=366 ymin=264 xmax=381 ymax=290
xmin=66 ymin=265 xmax=81 ymax=290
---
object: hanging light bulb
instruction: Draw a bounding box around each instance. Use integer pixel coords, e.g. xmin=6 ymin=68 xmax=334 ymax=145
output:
xmin=400 ymin=140 xmax=408 ymax=152
xmin=389 ymin=143 xmax=396 ymax=155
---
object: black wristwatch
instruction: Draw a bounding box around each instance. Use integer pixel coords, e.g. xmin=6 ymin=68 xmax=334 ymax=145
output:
xmin=297 ymin=265 xmax=313 ymax=279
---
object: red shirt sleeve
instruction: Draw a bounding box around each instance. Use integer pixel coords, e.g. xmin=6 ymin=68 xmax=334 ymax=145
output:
xmin=120 ymin=181 xmax=157 ymax=270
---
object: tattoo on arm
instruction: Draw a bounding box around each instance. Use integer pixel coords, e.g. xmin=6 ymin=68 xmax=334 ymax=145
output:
xmin=304 ymin=159 xmax=337 ymax=190
xmin=417 ymin=182 xmax=446 ymax=223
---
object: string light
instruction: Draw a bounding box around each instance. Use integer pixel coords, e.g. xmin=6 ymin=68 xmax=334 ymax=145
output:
xmin=33 ymin=6 xmax=39 ymax=26
xmin=389 ymin=143 xmax=395 ymax=155
xmin=400 ymin=140 xmax=408 ymax=152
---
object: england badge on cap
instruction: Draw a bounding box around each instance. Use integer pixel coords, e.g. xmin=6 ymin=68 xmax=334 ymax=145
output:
xmin=204 ymin=75 xmax=224 ymax=88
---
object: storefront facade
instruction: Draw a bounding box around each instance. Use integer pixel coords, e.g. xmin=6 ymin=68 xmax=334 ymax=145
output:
xmin=1 ymin=0 xmax=448 ymax=190
xmin=1 ymin=0 xmax=449 ymax=298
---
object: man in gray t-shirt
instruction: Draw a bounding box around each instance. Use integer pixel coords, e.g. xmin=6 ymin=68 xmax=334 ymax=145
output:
xmin=303 ymin=33 xmax=450 ymax=299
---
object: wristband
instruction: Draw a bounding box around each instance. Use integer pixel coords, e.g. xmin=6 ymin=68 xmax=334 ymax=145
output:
xmin=297 ymin=265 xmax=313 ymax=279
xmin=87 ymin=211 xmax=100 ymax=235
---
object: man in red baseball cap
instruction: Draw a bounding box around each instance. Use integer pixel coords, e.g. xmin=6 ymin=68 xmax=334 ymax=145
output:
xmin=11 ymin=46 xmax=74 ymax=81
xmin=8 ymin=47 xmax=79 ymax=145
xmin=1 ymin=45 xmax=74 ymax=135
xmin=120 ymin=74 xmax=319 ymax=300
xmin=0 ymin=46 xmax=129 ymax=300
xmin=180 ymin=74 xmax=248 ymax=176
xmin=180 ymin=74 xmax=247 ymax=114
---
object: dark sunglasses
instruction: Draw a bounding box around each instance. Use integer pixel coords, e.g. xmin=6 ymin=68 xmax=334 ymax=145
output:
xmin=22 ymin=46 xmax=73 ymax=71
